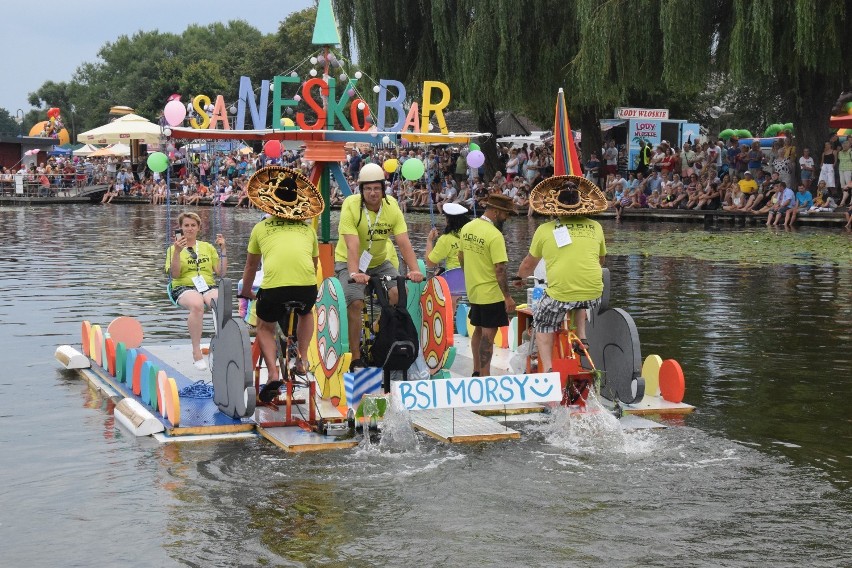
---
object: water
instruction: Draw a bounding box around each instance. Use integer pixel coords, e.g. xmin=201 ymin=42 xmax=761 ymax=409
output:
xmin=1 ymin=205 xmax=851 ymax=566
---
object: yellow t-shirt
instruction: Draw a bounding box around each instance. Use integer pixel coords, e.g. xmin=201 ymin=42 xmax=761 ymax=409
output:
xmin=384 ymin=239 xmax=399 ymax=270
xmin=164 ymin=241 xmax=218 ymax=288
xmin=738 ymin=178 xmax=758 ymax=194
xmin=459 ymin=218 xmax=508 ymax=304
xmin=334 ymin=194 xmax=407 ymax=269
xmin=427 ymin=233 xmax=461 ymax=270
xmin=247 ymin=217 xmax=319 ymax=288
xmin=529 ymin=217 xmax=606 ymax=302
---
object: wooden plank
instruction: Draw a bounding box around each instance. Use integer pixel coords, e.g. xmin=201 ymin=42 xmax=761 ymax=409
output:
xmin=258 ymin=426 xmax=358 ymax=452
xmin=409 ymin=408 xmax=520 ymax=443
xmin=623 ymin=395 xmax=695 ymax=415
xmin=474 ymin=403 xmax=546 ymax=417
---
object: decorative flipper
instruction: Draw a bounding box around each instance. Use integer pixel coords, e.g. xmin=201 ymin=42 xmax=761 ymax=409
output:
xmin=585 ymin=268 xmax=645 ymax=405
xmin=210 ymin=278 xmax=255 ymax=418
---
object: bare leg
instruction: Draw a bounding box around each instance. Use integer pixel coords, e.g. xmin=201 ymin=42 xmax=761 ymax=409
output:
xmin=572 ymin=309 xmax=588 ymax=339
xmin=255 ymin=319 xmax=280 ymax=383
xmin=536 ymin=331 xmax=555 ymax=372
xmin=296 ymin=311 xmax=314 ymax=365
xmin=477 ymin=327 xmax=498 ymax=376
xmin=347 ymin=300 xmax=364 ymax=361
xmin=178 ymin=291 xmax=206 ymax=361
xmin=470 ymin=326 xmax=482 ymax=375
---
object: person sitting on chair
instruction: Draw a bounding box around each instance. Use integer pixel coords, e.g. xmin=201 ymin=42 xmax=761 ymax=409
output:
xmin=165 ymin=211 xmax=227 ymax=370
xmin=239 ymin=167 xmax=325 ymax=401
xmin=517 ymin=177 xmax=608 ymax=373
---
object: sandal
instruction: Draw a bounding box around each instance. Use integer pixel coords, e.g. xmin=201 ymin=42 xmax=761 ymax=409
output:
xmin=258 ymin=380 xmax=283 ymax=403
xmin=349 ymin=358 xmax=366 ymax=372
xmin=292 ymin=359 xmax=308 ymax=376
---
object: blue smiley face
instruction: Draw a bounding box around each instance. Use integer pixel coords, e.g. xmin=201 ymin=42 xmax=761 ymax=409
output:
xmin=529 ymin=376 xmax=555 ymax=398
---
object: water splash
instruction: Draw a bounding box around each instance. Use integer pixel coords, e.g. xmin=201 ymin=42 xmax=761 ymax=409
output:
xmin=378 ymin=394 xmax=419 ymax=453
xmin=532 ymin=391 xmax=659 ymax=456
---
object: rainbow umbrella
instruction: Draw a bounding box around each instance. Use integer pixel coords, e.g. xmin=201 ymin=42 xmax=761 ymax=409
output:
xmin=552 ymin=88 xmax=583 ymax=176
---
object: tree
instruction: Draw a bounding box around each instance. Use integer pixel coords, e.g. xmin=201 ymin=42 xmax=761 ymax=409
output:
xmin=0 ymin=108 xmax=21 ymax=136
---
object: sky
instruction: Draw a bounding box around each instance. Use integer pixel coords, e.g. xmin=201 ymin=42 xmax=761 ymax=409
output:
xmin=0 ymin=0 xmax=314 ymax=115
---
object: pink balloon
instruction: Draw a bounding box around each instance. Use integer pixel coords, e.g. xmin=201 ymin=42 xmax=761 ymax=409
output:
xmin=466 ymin=150 xmax=485 ymax=168
xmin=164 ymin=100 xmax=186 ymax=127
xmin=264 ymin=140 xmax=282 ymax=158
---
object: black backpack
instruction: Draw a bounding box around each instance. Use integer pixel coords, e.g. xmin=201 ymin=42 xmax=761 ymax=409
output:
xmin=367 ymin=276 xmax=419 ymax=371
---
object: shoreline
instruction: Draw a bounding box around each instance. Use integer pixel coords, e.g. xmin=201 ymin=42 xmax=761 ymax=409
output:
xmin=2 ymin=193 xmax=848 ymax=227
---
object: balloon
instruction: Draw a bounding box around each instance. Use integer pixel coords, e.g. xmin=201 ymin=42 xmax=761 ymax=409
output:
xmin=310 ymin=56 xmax=318 ymax=65
xmin=735 ymin=129 xmax=752 ymax=138
xmin=146 ymin=152 xmax=169 ymax=173
xmin=264 ymin=140 xmax=282 ymax=158
xmin=355 ymin=71 xmax=363 ymax=79
xmin=47 ymin=107 xmax=60 ymax=119
xmin=294 ymin=94 xmax=302 ymax=102
xmin=783 ymin=122 xmax=794 ymax=133
xmin=164 ymin=100 xmax=186 ymax=127
xmin=401 ymin=158 xmax=425 ymax=180
xmin=469 ymin=142 xmax=480 ymax=151
xmin=372 ymin=85 xmax=381 ymax=93
xmin=383 ymin=159 xmax=399 ymax=173
xmin=348 ymin=89 xmax=356 ymax=97
xmin=280 ymin=117 xmax=295 ymax=128
xmin=309 ymin=69 xmax=318 ymax=77
xmin=466 ymin=150 xmax=485 ymax=168
xmin=382 ymin=135 xmax=390 ymax=144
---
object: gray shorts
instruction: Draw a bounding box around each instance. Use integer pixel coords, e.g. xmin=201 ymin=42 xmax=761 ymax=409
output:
xmin=334 ymin=261 xmax=399 ymax=305
xmin=533 ymin=293 xmax=600 ymax=334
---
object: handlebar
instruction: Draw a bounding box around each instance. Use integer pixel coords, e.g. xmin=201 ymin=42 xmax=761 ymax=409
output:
xmin=348 ymin=275 xmax=412 ymax=284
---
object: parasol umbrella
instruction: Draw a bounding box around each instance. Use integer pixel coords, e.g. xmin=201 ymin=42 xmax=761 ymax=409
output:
xmin=552 ymin=88 xmax=583 ymax=177
xmin=77 ymin=113 xmax=162 ymax=145
xmin=837 ymin=128 xmax=852 ymax=137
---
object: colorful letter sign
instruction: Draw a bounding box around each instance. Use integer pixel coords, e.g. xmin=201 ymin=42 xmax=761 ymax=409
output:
xmin=392 ymin=373 xmax=562 ymax=410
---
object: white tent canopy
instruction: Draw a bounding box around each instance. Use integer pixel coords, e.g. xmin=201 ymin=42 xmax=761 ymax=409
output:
xmin=72 ymin=144 xmax=100 ymax=156
xmin=77 ymin=113 xmax=162 ymax=145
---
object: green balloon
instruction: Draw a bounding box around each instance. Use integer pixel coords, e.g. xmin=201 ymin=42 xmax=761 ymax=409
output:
xmin=401 ymin=158 xmax=425 ymax=180
xmin=783 ymin=122 xmax=794 ymax=132
xmin=146 ymin=152 xmax=169 ymax=173
xmin=469 ymin=142 xmax=480 ymax=151
xmin=719 ymin=129 xmax=735 ymax=139
xmin=735 ymin=129 xmax=752 ymax=138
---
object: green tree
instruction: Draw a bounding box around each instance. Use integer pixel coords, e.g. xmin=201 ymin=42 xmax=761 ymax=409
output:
xmin=0 ymin=108 xmax=22 ymax=136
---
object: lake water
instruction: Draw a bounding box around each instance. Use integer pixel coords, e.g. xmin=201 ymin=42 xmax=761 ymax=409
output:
xmin=1 ymin=204 xmax=850 ymax=567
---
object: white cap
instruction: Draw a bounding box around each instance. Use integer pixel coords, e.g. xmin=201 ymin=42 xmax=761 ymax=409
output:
xmin=442 ymin=202 xmax=468 ymax=215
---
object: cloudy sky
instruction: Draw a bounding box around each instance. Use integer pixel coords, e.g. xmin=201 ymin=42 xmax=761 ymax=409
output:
xmin=0 ymin=0 xmax=314 ymax=115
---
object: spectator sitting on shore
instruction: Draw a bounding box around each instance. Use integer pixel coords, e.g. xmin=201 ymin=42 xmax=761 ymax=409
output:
xmin=786 ymin=183 xmax=813 ymax=226
xmin=737 ymin=171 xmax=759 ymax=210
xmin=767 ymin=181 xmax=795 ymax=226
xmin=810 ymin=180 xmax=837 ymax=211
xmin=697 ymin=182 xmax=722 ymax=210
xmin=838 ymin=181 xmax=852 ymax=209
xmin=647 ymin=189 xmax=661 ymax=208
xmin=101 ymin=183 xmax=120 ymax=204
xmin=723 ymin=188 xmax=745 ymax=211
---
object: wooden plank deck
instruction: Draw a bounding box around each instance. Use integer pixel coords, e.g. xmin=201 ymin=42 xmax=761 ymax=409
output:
xmin=409 ymin=408 xmax=520 ymax=443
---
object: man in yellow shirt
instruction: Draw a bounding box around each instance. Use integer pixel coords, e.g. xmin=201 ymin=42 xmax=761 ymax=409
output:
xmin=334 ymin=163 xmax=424 ymax=368
xmin=517 ymin=176 xmax=608 ymax=372
xmin=459 ymin=194 xmax=516 ymax=376
xmin=240 ymin=166 xmax=325 ymax=400
xmin=737 ymin=170 xmax=759 ymax=211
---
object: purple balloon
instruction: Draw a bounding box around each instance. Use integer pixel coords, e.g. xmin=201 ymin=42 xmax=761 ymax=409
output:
xmin=466 ymin=150 xmax=485 ymax=168
xmin=348 ymin=88 xmax=356 ymax=97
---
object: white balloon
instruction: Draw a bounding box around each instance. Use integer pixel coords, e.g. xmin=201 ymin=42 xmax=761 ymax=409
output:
xmin=163 ymin=127 xmax=172 ymax=137
xmin=310 ymin=57 xmax=318 ymax=65
xmin=270 ymin=83 xmax=275 ymax=91
xmin=372 ymin=85 xmax=380 ymax=93
xmin=294 ymin=94 xmax=302 ymax=102
xmin=229 ymin=106 xmax=237 ymax=114
xmin=290 ymin=71 xmax=298 ymax=77
xmin=309 ymin=69 xmax=318 ymax=77
xmin=428 ymin=123 xmax=434 ymax=131
xmin=357 ymin=102 xmax=366 ymax=110
xmin=382 ymin=135 xmax=390 ymax=144
xmin=355 ymin=71 xmax=363 ymax=79
xmin=339 ymin=73 xmax=348 ymax=82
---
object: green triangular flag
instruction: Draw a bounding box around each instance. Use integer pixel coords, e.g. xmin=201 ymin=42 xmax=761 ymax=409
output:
xmin=312 ymin=0 xmax=341 ymax=45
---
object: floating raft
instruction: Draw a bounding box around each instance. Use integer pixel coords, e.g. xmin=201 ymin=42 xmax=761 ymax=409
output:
xmin=254 ymin=402 xmax=358 ymax=452
xmin=409 ymin=408 xmax=521 ymax=443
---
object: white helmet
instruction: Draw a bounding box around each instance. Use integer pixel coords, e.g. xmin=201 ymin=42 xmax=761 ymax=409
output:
xmin=358 ymin=163 xmax=385 ymax=184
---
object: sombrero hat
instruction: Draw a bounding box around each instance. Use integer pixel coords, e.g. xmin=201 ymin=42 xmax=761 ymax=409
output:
xmin=529 ymin=175 xmax=608 ymax=216
xmin=247 ymin=166 xmax=325 ymax=220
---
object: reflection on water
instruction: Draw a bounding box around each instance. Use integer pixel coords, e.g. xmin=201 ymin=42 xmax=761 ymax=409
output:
xmin=1 ymin=204 xmax=851 ymax=566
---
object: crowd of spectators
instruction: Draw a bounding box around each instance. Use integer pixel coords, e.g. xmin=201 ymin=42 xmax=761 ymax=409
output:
xmin=585 ymin=133 xmax=852 ymax=224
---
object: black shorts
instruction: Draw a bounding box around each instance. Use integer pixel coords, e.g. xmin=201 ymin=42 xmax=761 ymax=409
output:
xmin=469 ymin=300 xmax=509 ymax=328
xmin=256 ymin=285 xmax=318 ymax=324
